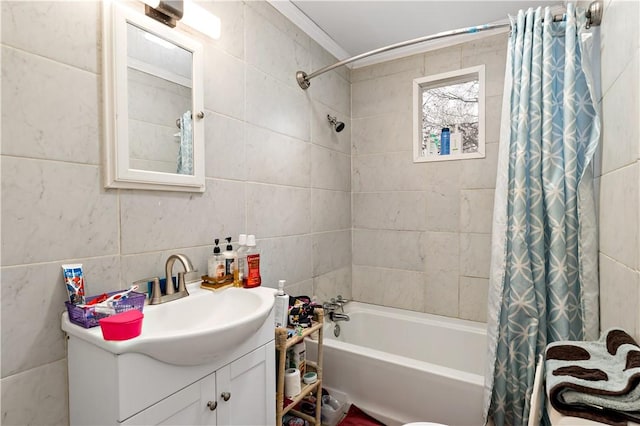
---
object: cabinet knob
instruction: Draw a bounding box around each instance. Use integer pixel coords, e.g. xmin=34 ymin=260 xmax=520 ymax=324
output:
xmin=221 ymin=392 xmax=231 ymax=402
xmin=207 ymin=401 xmax=217 ymax=411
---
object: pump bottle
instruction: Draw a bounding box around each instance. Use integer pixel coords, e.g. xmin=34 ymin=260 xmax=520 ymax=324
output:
xmin=274 ymin=279 xmax=289 ymax=328
xmin=234 ymin=234 xmax=247 ymax=287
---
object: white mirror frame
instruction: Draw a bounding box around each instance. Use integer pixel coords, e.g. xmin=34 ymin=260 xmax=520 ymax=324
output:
xmin=413 ymin=65 xmax=485 ymax=163
xmin=103 ymin=1 xmax=205 ymax=192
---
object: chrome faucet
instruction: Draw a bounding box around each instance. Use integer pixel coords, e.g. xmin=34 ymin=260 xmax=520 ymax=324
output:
xmin=323 ymin=295 xmax=350 ymax=322
xmin=144 ymin=254 xmax=194 ymax=305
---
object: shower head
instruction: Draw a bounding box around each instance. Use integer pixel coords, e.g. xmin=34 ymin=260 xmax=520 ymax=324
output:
xmin=327 ymin=115 xmax=345 ymax=133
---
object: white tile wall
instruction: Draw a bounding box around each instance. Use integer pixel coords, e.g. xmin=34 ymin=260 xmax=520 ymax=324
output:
xmin=0 ymin=2 xmax=351 ymax=423
xmin=351 ymin=34 xmax=507 ymax=321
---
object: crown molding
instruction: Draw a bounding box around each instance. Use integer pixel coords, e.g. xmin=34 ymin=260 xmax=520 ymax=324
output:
xmin=267 ymin=0 xmax=351 ymax=64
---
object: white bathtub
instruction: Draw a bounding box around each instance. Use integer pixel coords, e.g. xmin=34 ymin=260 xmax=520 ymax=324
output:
xmin=306 ymin=302 xmax=487 ymax=426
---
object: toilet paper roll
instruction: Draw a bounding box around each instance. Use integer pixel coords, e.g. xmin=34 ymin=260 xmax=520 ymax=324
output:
xmin=284 ymin=368 xmax=301 ymax=397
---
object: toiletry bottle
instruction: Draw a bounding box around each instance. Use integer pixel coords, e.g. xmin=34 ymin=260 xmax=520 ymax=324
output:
xmin=223 ymin=237 xmax=235 ymax=278
xmin=429 ymin=133 xmax=439 ymax=155
xmin=234 ymin=234 xmax=247 ymax=288
xmin=207 ymin=238 xmax=224 ymax=281
xmin=440 ymin=127 xmax=450 ymax=155
xmin=450 ymin=125 xmax=462 ymax=154
xmin=274 ymin=279 xmax=289 ymax=328
xmin=243 ymin=235 xmax=261 ymax=288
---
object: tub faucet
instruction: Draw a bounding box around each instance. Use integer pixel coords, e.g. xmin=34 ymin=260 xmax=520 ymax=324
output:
xmin=323 ymin=295 xmax=350 ymax=322
xmin=329 ymin=311 xmax=350 ymax=322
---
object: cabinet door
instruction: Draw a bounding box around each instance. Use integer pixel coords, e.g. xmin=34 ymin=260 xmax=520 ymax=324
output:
xmin=216 ymin=341 xmax=276 ymax=426
xmin=122 ymin=373 xmax=217 ymax=426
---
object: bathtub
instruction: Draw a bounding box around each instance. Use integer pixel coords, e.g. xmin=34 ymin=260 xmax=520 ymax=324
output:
xmin=306 ymin=302 xmax=487 ymax=426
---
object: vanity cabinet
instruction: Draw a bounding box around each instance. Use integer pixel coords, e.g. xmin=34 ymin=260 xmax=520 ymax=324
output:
xmin=122 ymin=343 xmax=274 ymax=426
xmin=65 ymin=308 xmax=276 ymax=425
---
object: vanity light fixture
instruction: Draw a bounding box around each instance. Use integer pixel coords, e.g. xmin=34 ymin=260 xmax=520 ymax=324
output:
xmin=141 ymin=0 xmax=221 ymax=40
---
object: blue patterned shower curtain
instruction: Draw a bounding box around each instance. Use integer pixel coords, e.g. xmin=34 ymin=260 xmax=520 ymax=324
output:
xmin=484 ymin=4 xmax=600 ymax=425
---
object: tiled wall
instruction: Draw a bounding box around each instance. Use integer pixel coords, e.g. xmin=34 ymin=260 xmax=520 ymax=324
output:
xmin=596 ymin=0 xmax=640 ymax=340
xmin=350 ymin=34 xmax=507 ymax=322
xmin=0 ymin=1 xmax=351 ymax=424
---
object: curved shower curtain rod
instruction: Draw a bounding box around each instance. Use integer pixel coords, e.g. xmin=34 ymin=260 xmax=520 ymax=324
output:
xmin=295 ymin=0 xmax=602 ymax=90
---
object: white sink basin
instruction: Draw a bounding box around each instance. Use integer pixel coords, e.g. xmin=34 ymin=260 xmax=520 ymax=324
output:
xmin=61 ymin=284 xmax=275 ymax=366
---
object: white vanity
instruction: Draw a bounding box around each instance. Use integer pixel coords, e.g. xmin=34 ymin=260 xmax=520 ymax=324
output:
xmin=62 ymin=285 xmax=276 ymax=425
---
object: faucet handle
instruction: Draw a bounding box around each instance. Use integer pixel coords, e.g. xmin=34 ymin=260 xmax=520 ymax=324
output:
xmin=176 ymin=271 xmax=189 ymax=294
xmin=133 ymin=277 xmax=161 ymax=304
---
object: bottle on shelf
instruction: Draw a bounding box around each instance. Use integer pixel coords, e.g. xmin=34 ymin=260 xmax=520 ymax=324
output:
xmin=223 ymin=237 xmax=235 ymax=278
xmin=207 ymin=238 xmax=224 ymax=281
xmin=440 ymin=127 xmax=450 ymax=155
xmin=274 ymin=279 xmax=289 ymax=328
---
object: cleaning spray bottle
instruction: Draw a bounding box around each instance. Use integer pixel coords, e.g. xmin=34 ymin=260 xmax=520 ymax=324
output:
xmin=274 ymin=279 xmax=289 ymax=328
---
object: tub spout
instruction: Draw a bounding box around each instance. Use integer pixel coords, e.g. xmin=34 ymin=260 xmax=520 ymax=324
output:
xmin=329 ymin=312 xmax=350 ymax=322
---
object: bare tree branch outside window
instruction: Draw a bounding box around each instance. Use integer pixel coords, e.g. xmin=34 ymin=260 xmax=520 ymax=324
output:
xmin=421 ymin=79 xmax=479 ymax=154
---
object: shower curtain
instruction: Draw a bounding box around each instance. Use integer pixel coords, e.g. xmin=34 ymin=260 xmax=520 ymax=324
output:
xmin=177 ymin=110 xmax=193 ymax=175
xmin=484 ymin=4 xmax=600 ymax=425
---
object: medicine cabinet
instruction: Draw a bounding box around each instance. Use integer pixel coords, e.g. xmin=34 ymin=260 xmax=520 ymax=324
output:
xmin=103 ymin=1 xmax=205 ymax=192
xmin=413 ymin=65 xmax=485 ymax=163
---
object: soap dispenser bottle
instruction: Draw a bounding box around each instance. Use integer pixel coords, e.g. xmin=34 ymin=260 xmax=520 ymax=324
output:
xmin=223 ymin=237 xmax=235 ymax=278
xmin=274 ymin=279 xmax=289 ymax=328
xmin=207 ymin=238 xmax=224 ymax=280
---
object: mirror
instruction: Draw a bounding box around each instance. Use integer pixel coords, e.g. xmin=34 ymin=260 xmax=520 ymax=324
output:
xmin=103 ymin=1 xmax=205 ymax=191
xmin=413 ymin=65 xmax=486 ymax=163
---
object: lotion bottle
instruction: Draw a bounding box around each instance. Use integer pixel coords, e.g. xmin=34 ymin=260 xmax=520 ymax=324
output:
xmin=207 ymin=238 xmax=224 ymax=280
xmin=234 ymin=234 xmax=247 ymax=287
xmin=274 ymin=279 xmax=289 ymax=328
xmin=223 ymin=237 xmax=235 ymax=277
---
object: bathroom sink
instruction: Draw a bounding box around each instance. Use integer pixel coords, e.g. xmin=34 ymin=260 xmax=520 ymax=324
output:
xmin=61 ymin=284 xmax=275 ymax=366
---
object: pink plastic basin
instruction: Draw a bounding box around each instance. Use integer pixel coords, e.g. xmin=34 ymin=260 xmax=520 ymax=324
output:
xmin=99 ymin=310 xmax=144 ymax=341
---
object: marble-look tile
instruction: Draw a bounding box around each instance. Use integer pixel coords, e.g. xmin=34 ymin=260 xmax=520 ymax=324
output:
xmin=285 ymin=279 xmax=314 ymax=299
xmin=424 ymin=231 xmax=459 ymax=317
xmin=204 ymin=112 xmax=246 ymax=181
xmin=460 ymin=143 xmax=498 ymax=189
xmin=1 ymin=257 xmax=120 ymax=377
xmin=599 ymin=164 xmax=639 ymax=268
xmin=599 ymin=254 xmax=639 ymax=338
xmin=485 ymin=95 xmax=504 ymax=144
xmin=1 ymin=46 xmax=100 ymax=164
xmin=460 ymin=189 xmax=495 ymax=234
xmin=351 ymin=69 xmax=419 ymax=118
xmin=203 ymin=46 xmax=245 ymax=120
xmin=308 ymin=69 xmax=353 ymax=119
xmin=462 ymin=49 xmax=507 ymax=98
xmin=128 ymin=120 xmax=180 ymax=166
xmin=119 ymin=179 xmax=245 ymax=254
xmin=245 ymin=5 xmax=310 ymax=88
xmin=601 ymin=54 xmax=639 ymax=174
xmin=246 ymin=67 xmax=310 ymax=141
xmin=1 ymin=158 xmax=118 ymax=266
xmin=1 ymin=1 xmax=99 ymax=73
xmin=120 ymin=245 xmax=212 ymax=290
xmin=352 ymin=265 xmax=425 ymax=311
xmin=351 ymin=111 xmax=412 ymax=155
xmin=600 ymin=0 xmax=639 ymax=94
xmin=310 ymin=101 xmax=351 ymax=155
xmin=424 ymin=161 xmax=462 ymax=232
xmin=258 ymin=235 xmax=313 ymax=289
xmin=459 ymin=276 xmax=489 ymax=322
xmin=309 ymin=39 xmax=349 ymax=82
xmin=352 ymin=54 xmax=423 ymax=83
xmin=312 ymin=189 xmax=351 ymax=233
xmin=1 ymin=359 xmax=68 ymax=426
xmin=246 ymin=1 xmax=311 ymax=51
xmin=460 ymin=34 xmax=508 ymax=58
xmin=424 ymin=46 xmax=463 ymax=76
xmin=311 ymin=145 xmax=351 ymax=192
xmin=352 ymin=192 xmax=427 ymax=231
xmin=313 ymin=266 xmax=352 ymax=303
xmin=199 ymin=0 xmax=245 ymax=60
xmin=246 ymin=183 xmax=311 ymax=238
xmin=353 ymin=229 xmax=425 ymax=271
xmin=246 ymin=125 xmax=310 ymax=187
xmin=459 ymin=233 xmax=492 ymax=279
xmin=313 ymin=230 xmax=352 ymax=276
xmin=352 ymin=152 xmax=429 ymax=192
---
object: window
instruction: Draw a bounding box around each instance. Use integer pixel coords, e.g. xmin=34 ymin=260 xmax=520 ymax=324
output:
xmin=413 ymin=65 xmax=485 ymax=162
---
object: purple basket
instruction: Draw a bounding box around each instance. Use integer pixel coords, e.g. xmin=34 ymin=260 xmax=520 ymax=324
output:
xmin=65 ymin=291 xmax=146 ymax=328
